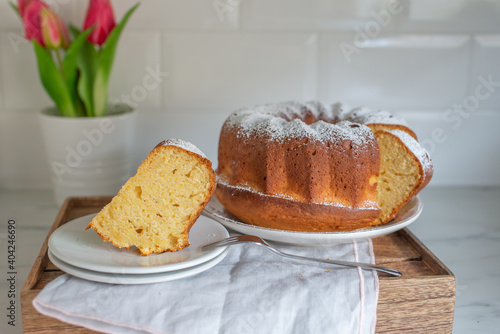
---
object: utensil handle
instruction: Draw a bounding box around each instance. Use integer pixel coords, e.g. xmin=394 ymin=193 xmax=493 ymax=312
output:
xmin=202 ymin=210 xmax=402 ymax=277
xmin=268 ymin=248 xmax=402 ymax=277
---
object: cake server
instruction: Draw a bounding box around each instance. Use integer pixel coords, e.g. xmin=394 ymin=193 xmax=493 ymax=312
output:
xmin=201 ymin=234 xmax=402 ymax=277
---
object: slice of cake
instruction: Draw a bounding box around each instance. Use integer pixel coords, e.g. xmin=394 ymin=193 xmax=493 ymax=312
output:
xmin=86 ymin=139 xmax=216 ymax=255
xmin=374 ymin=129 xmax=433 ymax=223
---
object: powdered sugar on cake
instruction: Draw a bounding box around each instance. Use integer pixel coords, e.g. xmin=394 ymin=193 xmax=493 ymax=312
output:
xmin=224 ymin=101 xmax=410 ymax=148
xmin=224 ymin=101 xmax=383 ymax=148
xmin=343 ymin=107 xmax=409 ymax=126
xmin=161 ymin=138 xmax=207 ymax=159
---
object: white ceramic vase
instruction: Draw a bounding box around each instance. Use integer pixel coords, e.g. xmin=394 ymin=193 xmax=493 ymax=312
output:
xmin=38 ymin=105 xmax=137 ymax=205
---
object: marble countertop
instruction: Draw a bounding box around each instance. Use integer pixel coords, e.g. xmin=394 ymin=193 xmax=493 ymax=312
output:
xmin=1 ymin=186 xmax=499 ymax=333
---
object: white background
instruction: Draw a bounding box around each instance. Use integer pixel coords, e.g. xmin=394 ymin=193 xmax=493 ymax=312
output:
xmin=0 ymin=0 xmax=499 ymax=189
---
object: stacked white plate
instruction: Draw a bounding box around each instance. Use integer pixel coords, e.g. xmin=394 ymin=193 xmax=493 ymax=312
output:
xmin=48 ymin=214 xmax=230 ymax=285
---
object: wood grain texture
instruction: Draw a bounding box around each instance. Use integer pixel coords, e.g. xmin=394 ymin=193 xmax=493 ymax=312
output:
xmin=21 ymin=197 xmax=455 ymax=334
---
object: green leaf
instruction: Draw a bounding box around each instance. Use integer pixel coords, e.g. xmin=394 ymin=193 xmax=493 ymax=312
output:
xmin=78 ymin=45 xmax=99 ymax=117
xmin=93 ymin=3 xmax=140 ymax=117
xmin=69 ymin=26 xmax=87 ymax=117
xmin=9 ymin=2 xmax=20 ymax=17
xmin=70 ymin=26 xmax=98 ymax=117
xmin=69 ymin=25 xmax=81 ymax=36
xmin=62 ymin=28 xmax=93 ymax=116
xmin=74 ymin=91 xmax=86 ymax=117
xmin=33 ymin=42 xmax=76 ymax=117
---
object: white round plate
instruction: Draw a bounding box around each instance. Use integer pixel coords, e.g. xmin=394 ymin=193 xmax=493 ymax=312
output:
xmin=49 ymin=214 xmax=229 ymax=274
xmin=202 ymin=196 xmax=423 ymax=246
xmin=48 ymin=248 xmax=229 ymax=285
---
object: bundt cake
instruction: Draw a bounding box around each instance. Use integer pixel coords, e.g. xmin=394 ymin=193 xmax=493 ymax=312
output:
xmin=87 ymin=139 xmax=216 ymax=255
xmin=215 ymin=101 xmax=433 ymax=232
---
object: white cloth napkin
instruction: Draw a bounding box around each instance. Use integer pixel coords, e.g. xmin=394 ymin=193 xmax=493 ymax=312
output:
xmin=34 ymin=238 xmax=379 ymax=334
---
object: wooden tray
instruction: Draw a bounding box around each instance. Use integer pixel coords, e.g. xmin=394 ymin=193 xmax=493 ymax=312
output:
xmin=21 ymin=197 xmax=455 ymax=333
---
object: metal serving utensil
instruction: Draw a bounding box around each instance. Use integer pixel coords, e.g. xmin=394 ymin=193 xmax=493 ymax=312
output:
xmin=201 ymin=234 xmax=402 ymax=277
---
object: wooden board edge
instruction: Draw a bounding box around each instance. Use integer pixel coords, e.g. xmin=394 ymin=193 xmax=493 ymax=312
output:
xmin=377 ymin=276 xmax=456 ymax=333
xmin=21 ymin=196 xmax=112 ymax=293
xmin=400 ymin=228 xmax=454 ymax=277
xmin=69 ymin=196 xmax=113 ymax=207
xmin=21 ymin=198 xmax=73 ymax=293
xmin=21 ymin=197 xmax=113 ymax=331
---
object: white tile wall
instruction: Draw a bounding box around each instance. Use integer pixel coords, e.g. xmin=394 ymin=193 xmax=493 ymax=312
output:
xmin=1 ymin=0 xmax=499 ymax=189
xmin=470 ymin=35 xmax=500 ymax=110
xmin=241 ymin=0 xmax=399 ymax=31
xmin=0 ymin=112 xmax=50 ymax=189
xmin=0 ymin=32 xmax=3 ymax=110
xmin=1 ymin=32 xmax=53 ymax=110
xmin=397 ymin=0 xmax=500 ymax=33
xmin=0 ymin=1 xmax=22 ymax=29
xmin=77 ymin=0 xmax=239 ymax=30
xmin=108 ymin=31 xmax=163 ymax=110
xmin=319 ymin=34 xmax=471 ymax=110
xmin=134 ymin=110 xmax=232 ymax=167
xmin=399 ymin=110 xmax=500 ymax=186
xmin=162 ymin=32 xmax=317 ymax=112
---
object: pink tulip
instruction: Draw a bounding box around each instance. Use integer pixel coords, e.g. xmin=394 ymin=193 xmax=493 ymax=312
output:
xmin=41 ymin=7 xmax=70 ymax=49
xmin=83 ymin=0 xmax=116 ymax=46
xmin=17 ymin=0 xmax=33 ymax=17
xmin=22 ymin=0 xmax=49 ymax=47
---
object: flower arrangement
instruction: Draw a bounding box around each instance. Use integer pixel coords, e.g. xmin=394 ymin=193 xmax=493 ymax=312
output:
xmin=11 ymin=0 xmax=139 ymax=117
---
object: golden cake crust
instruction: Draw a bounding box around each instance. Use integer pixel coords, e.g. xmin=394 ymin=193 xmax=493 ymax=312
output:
xmin=215 ymin=101 xmax=432 ymax=232
xmin=217 ymin=181 xmax=380 ymax=232
xmin=216 ymin=101 xmax=388 ymax=232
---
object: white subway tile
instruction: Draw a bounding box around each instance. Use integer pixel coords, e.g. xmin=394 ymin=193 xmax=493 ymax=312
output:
xmin=397 ymin=0 xmax=500 ymax=33
xmin=108 ymin=31 xmax=163 ymax=110
xmin=162 ymin=32 xmax=318 ymax=112
xmin=0 ymin=1 xmax=23 ymax=29
xmin=0 ymin=34 xmax=3 ymax=110
xmin=319 ymin=33 xmax=471 ymax=110
xmin=135 ymin=110 xmax=230 ymax=166
xmin=46 ymin=0 xmax=80 ymax=28
xmin=76 ymin=0 xmax=238 ymax=31
xmin=0 ymin=111 xmax=50 ymax=188
xmin=400 ymin=110 xmax=500 ymax=186
xmin=470 ymin=35 xmax=500 ymax=110
xmin=0 ymin=32 xmax=53 ymax=110
xmin=241 ymin=0 xmax=401 ymax=31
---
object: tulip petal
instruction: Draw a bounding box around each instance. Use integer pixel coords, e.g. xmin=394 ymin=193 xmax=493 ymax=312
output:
xmin=41 ymin=8 xmax=61 ymax=49
xmin=83 ymin=0 xmax=116 ymax=46
xmin=17 ymin=0 xmax=33 ymax=17
xmin=23 ymin=0 xmax=49 ymax=46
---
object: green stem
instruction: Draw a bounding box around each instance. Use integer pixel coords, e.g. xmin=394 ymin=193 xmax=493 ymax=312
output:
xmin=55 ymin=49 xmax=65 ymax=80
